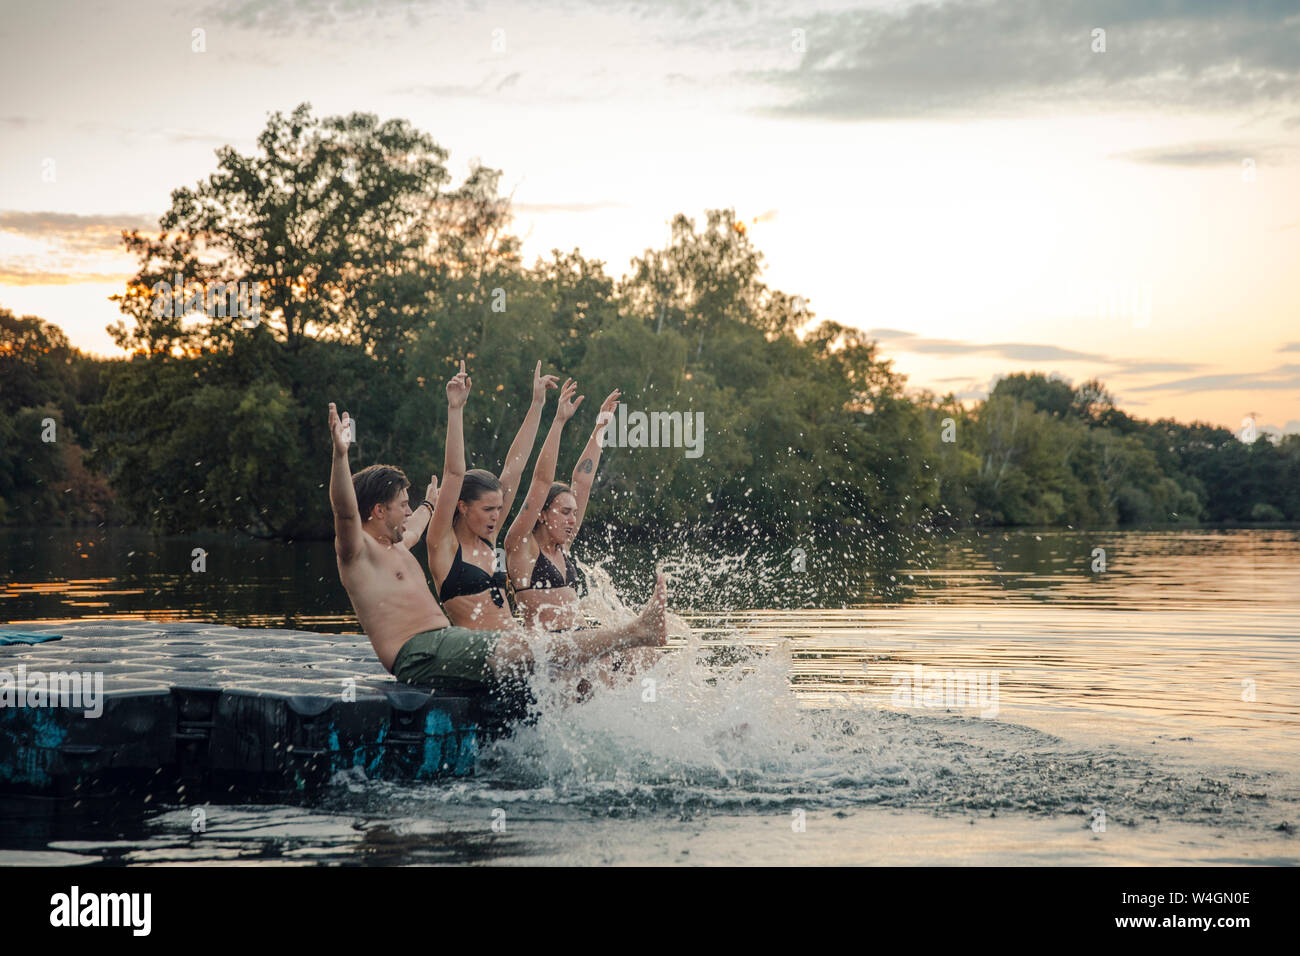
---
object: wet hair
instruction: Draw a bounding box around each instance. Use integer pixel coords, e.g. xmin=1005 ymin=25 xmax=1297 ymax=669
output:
xmin=454 ymin=468 xmax=502 ymax=524
xmin=534 ymin=482 xmax=577 ymax=531
xmin=352 ymin=464 xmax=410 ymax=521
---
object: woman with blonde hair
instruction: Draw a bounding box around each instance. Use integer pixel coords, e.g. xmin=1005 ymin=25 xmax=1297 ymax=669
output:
xmin=505 ymin=385 xmax=659 ymax=689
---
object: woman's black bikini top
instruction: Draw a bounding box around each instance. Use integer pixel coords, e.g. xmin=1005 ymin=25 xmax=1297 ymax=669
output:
xmin=515 ymin=546 xmax=580 ymax=593
xmin=438 ymin=535 xmax=508 ymax=608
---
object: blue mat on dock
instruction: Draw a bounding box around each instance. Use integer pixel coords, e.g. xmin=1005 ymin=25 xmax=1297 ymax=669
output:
xmin=0 ymin=631 xmax=62 ymax=645
xmin=0 ymin=621 xmax=503 ymax=802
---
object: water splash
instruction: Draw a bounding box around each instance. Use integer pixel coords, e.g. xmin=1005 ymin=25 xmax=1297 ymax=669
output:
xmin=573 ymin=526 xmax=945 ymax=615
xmin=452 ymin=552 xmax=1300 ymax=832
xmin=575 ymin=554 xmax=693 ymax=636
xmin=461 ymin=631 xmax=1295 ymax=833
xmin=486 ymin=638 xmax=803 ymax=793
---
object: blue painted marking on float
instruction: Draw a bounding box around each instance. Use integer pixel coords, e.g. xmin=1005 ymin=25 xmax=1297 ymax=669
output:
xmin=0 ymin=707 xmax=67 ymax=787
xmin=366 ymin=723 xmax=387 ymax=774
xmin=420 ymin=709 xmax=455 ymax=778
xmin=455 ymin=726 xmax=480 ymax=776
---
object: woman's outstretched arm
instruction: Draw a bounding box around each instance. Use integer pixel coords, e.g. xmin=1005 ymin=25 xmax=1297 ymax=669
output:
xmin=570 ymin=388 xmax=619 ymax=534
xmin=505 ymin=379 xmax=583 ymax=559
xmin=497 ymin=361 xmax=557 ymax=523
xmin=400 ymin=474 xmax=436 ymax=549
xmin=427 ymin=361 xmax=470 ymax=575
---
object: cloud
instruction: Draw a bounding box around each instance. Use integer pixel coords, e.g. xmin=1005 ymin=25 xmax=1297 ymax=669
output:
xmin=198 ymin=0 xmax=1300 ymax=120
xmin=865 ymin=327 xmax=1212 ymax=378
xmin=0 ymin=112 xmax=251 ymax=148
xmin=111 ymin=123 xmax=255 ymax=148
xmin=512 ymin=200 xmax=630 ymax=214
xmin=163 ymin=129 xmax=242 ymax=146
xmin=0 ymin=211 xmax=155 ymax=287
xmin=200 ymin=0 xmax=402 ymax=32
xmin=1280 ymin=342 xmax=1300 ymax=352
xmin=1128 ymin=365 xmax=1300 ymax=393
xmin=0 ymin=267 xmax=129 ymax=286
xmin=1100 ymin=361 xmax=1206 ymax=375
xmin=204 ymin=0 xmax=726 ymax=32
xmin=1109 ymin=141 xmax=1281 ymax=167
xmin=751 ymin=0 xmax=1300 ymax=121
xmin=866 ymin=328 xmax=1110 ymax=363
xmin=0 ymin=210 xmax=159 ymax=255
xmin=394 ymin=75 xmax=614 ymax=107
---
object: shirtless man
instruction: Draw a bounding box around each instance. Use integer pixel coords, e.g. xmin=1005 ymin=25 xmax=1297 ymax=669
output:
xmin=328 ymin=362 xmax=666 ymax=709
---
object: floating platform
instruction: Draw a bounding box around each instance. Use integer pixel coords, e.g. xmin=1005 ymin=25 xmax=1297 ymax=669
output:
xmin=0 ymin=621 xmax=498 ymax=805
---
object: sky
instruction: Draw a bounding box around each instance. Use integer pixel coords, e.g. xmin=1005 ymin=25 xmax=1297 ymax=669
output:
xmin=1 ymin=0 xmax=1298 ymax=435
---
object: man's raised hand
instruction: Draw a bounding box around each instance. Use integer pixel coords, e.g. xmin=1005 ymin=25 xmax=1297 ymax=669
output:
xmin=328 ymin=402 xmax=351 ymax=455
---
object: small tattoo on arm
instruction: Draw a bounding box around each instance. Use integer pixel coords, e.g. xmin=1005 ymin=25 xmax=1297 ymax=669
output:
xmin=577 ymin=458 xmax=594 ymax=474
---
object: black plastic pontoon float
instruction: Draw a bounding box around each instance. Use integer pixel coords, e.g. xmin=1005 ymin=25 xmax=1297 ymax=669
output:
xmin=0 ymin=621 xmax=498 ymax=804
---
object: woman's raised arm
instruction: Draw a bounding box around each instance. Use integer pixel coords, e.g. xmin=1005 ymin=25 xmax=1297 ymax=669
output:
xmin=505 ymin=378 xmax=583 ymax=556
xmin=497 ymin=361 xmax=557 ymax=521
xmin=427 ymin=361 xmax=470 ymax=569
xmin=570 ymin=388 xmax=619 ymax=533
xmin=400 ymin=474 xmax=436 ymax=549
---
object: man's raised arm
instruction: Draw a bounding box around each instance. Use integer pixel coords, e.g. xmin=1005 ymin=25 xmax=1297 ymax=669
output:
xmin=328 ymin=402 xmax=365 ymax=563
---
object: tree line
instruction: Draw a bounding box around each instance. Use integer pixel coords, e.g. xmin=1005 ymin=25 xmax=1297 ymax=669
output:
xmin=2 ymin=103 xmax=1296 ymax=538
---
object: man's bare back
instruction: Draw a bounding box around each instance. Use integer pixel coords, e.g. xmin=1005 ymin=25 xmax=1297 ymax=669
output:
xmin=328 ymin=402 xmax=449 ymax=672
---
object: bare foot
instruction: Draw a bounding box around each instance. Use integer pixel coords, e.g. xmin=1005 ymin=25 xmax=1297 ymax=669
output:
xmin=634 ymin=573 xmax=668 ymax=647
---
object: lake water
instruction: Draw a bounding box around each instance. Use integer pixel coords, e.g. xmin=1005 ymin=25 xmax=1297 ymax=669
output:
xmin=2 ymin=527 xmax=1298 ymax=865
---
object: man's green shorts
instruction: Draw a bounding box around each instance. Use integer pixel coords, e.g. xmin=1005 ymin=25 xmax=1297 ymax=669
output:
xmin=391 ymin=625 xmax=510 ymax=689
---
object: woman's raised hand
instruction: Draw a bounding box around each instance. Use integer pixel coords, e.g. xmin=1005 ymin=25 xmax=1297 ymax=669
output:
xmin=447 ymin=359 xmax=471 ymax=408
xmin=555 ymin=378 xmax=584 ymax=422
xmin=596 ymin=388 xmax=620 ymax=428
xmin=531 ymin=360 xmax=559 ymax=405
